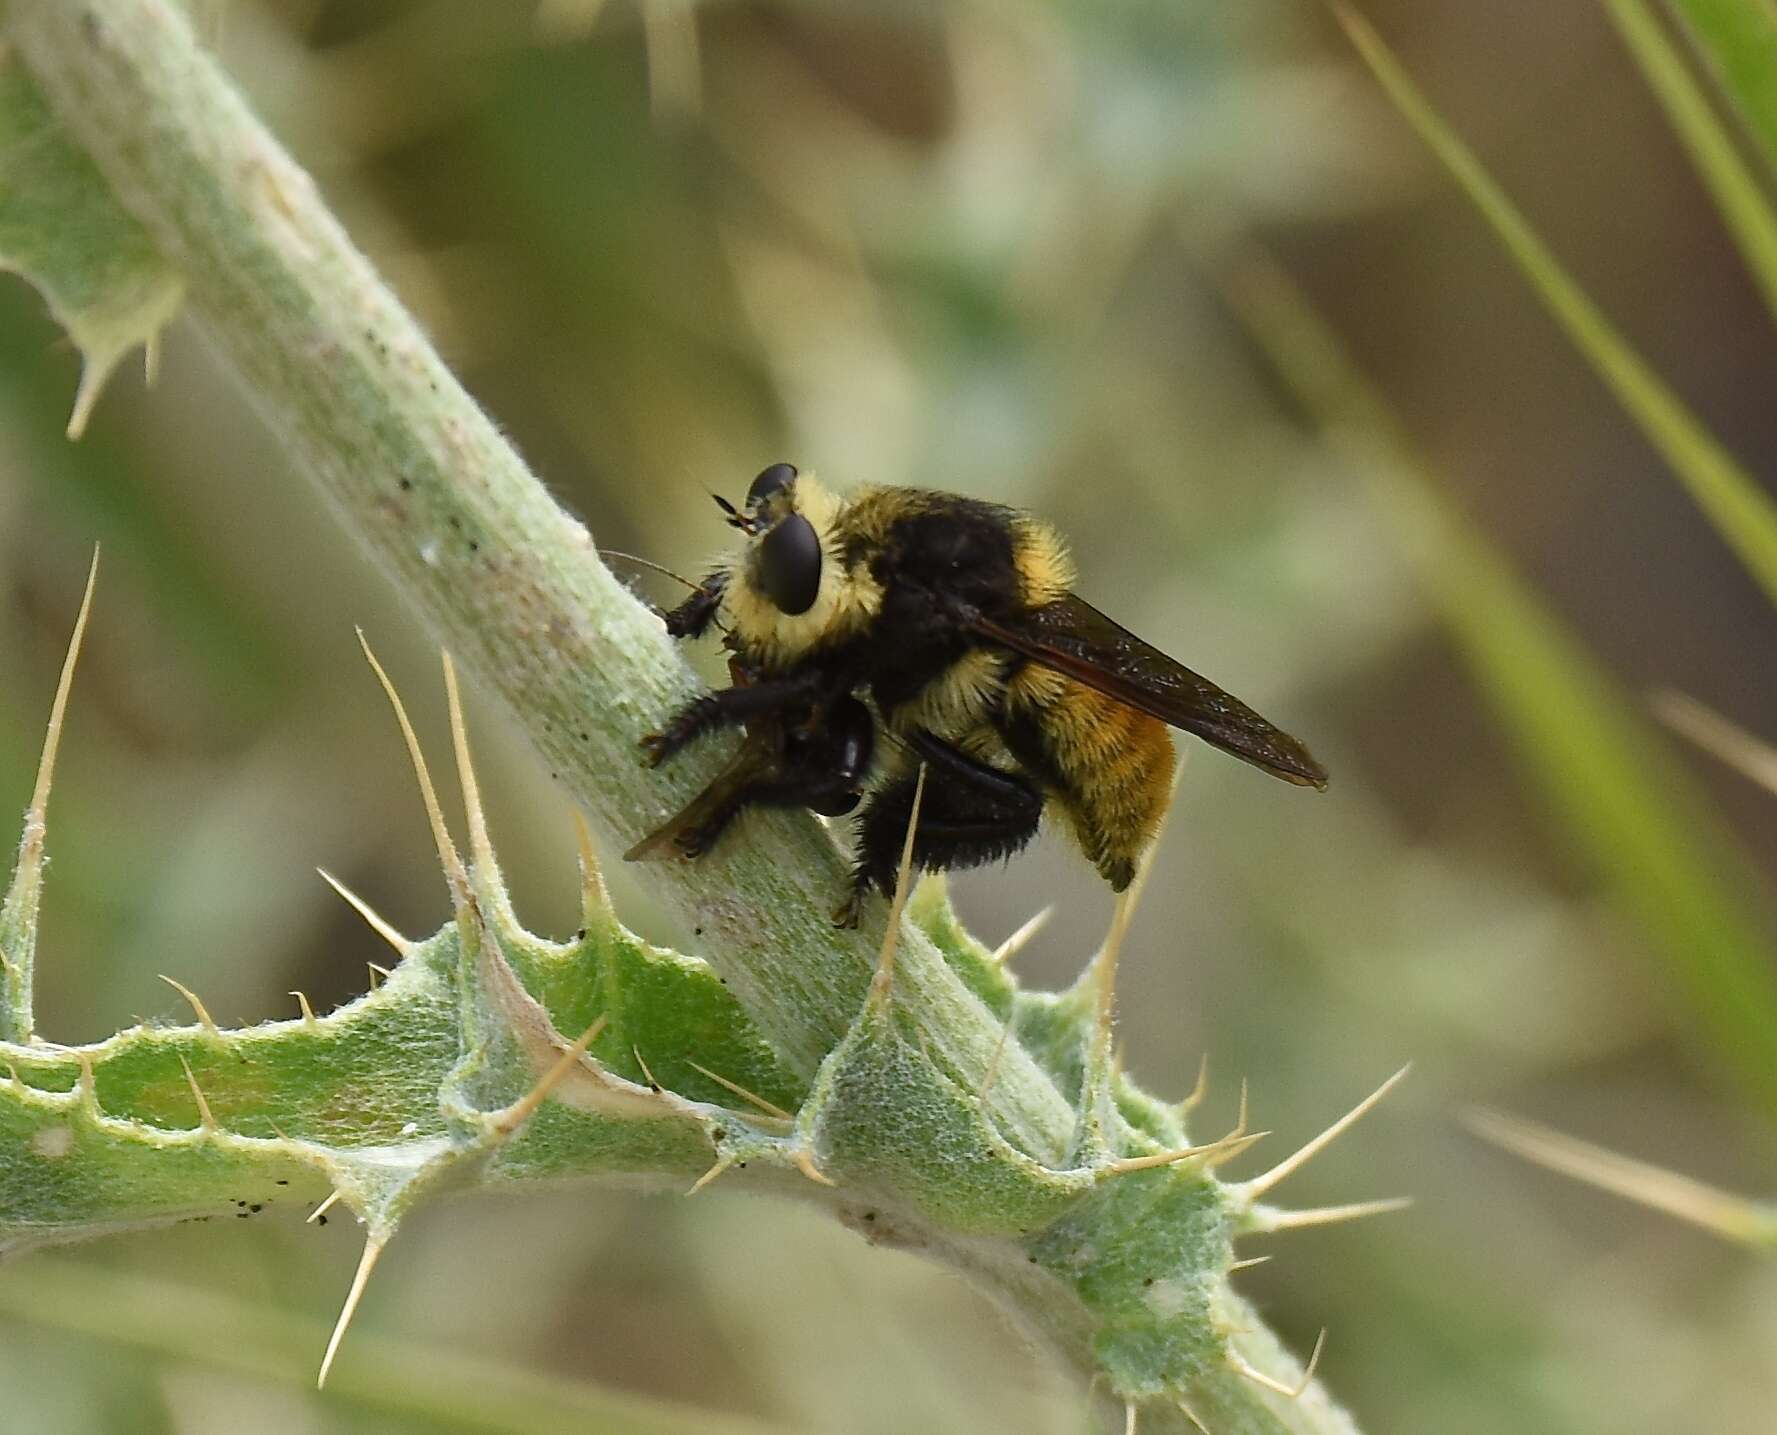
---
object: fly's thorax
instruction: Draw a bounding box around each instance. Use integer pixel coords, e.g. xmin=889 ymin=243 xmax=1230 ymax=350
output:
xmin=1009 ymin=513 xmax=1074 ymax=609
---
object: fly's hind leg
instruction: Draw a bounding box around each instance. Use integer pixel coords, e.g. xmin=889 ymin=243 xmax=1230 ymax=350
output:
xmin=840 ymin=730 xmax=1043 ymax=925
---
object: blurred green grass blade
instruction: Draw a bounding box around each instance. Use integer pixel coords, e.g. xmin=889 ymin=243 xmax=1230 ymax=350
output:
xmin=1326 ymin=0 xmax=1777 ymax=610
xmin=1603 ymin=0 xmax=1777 ymax=326
xmin=0 ymin=1259 xmax=802 ymax=1435
xmin=1669 ymin=0 xmax=1777 ymax=172
xmin=1207 ymin=234 xmax=1777 ymax=1119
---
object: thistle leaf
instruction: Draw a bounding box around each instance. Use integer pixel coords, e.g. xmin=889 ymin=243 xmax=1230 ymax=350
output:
xmin=0 ymin=51 xmax=182 ymax=437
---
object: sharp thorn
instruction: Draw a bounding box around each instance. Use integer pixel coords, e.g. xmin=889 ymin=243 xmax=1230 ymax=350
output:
xmin=356 ymin=630 xmax=469 ymax=909
xmin=289 ymin=990 xmax=317 ymax=1026
xmin=1198 ymin=1078 xmax=1252 ymax=1165
xmin=317 ymin=1233 xmax=387 ymax=1389
xmin=158 ymin=975 xmax=220 ymax=1035
xmin=317 ymin=869 xmax=413 ymax=959
xmin=632 ymin=1045 xmax=660 ymax=1091
xmin=177 ymin=1054 xmax=216 ymax=1131
xmin=1106 ymin=1128 xmax=1270 ymax=1176
xmin=442 ymin=653 xmax=507 ymax=912
xmin=1177 ymin=1053 xmax=1210 ymax=1119
xmin=1300 ymin=1326 xmax=1328 ymax=1392
xmin=1227 ymin=1254 xmax=1273 ymax=1272
xmin=307 ymin=1190 xmax=343 ymax=1225
xmin=686 ymin=1153 xmax=736 ymax=1196
xmin=493 ymin=1015 xmax=609 ymax=1135
xmin=1092 ymin=879 xmax=1139 ymax=1042
xmin=991 ymin=906 xmax=1052 ymax=964
xmin=1244 ymin=1195 xmax=1413 ymax=1234
xmin=791 ymin=1146 xmax=836 ymax=1188
xmin=1175 ymin=1397 xmax=1211 ymax=1434
xmin=870 ymin=762 xmax=928 ymax=1009
xmin=685 ymin=1059 xmax=793 ymax=1122
xmin=1228 ymin=1327 xmax=1325 ymax=1400
xmin=571 ymin=808 xmax=615 ymax=931
xmin=1239 ymin=1065 xmax=1409 ymax=1201
xmin=23 ymin=547 xmax=99 ymax=848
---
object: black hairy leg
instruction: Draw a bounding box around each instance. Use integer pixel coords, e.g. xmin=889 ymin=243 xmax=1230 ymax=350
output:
xmin=641 ymin=670 xmax=826 ymax=767
xmin=629 ymin=697 xmax=875 ymax=862
xmin=840 ymin=731 xmax=1043 ymax=924
xmin=659 ymin=573 xmax=727 ymax=639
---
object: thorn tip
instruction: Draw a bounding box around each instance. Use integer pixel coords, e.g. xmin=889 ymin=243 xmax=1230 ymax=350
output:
xmin=158 ymin=974 xmax=220 ymax=1035
xmin=318 ymin=1233 xmax=387 ymax=1389
xmin=1238 ymin=1065 xmax=1409 ymax=1201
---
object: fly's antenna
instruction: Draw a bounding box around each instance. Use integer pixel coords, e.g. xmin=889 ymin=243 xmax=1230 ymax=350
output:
xmin=710 ymin=492 xmax=753 ymax=531
xmin=599 ymin=549 xmax=703 ymax=594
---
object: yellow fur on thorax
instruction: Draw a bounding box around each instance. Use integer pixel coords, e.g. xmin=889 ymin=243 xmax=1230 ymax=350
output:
xmin=1012 ymin=515 xmax=1074 ymax=608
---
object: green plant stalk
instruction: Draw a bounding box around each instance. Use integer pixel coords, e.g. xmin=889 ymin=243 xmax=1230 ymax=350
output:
xmin=1668 ymin=0 xmax=1777 ymax=175
xmin=1327 ymin=0 xmax=1777 ymax=610
xmin=1603 ymin=0 xmax=1777 ymax=329
xmin=1205 ymin=232 xmax=1777 ymax=1118
xmin=0 ymin=2 xmax=1379 ymax=1429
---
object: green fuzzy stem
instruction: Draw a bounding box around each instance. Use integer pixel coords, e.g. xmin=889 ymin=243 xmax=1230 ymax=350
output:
xmin=0 ymin=3 xmax=1385 ymax=1428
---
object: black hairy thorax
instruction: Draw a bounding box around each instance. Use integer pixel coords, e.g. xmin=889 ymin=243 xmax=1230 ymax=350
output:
xmin=854 ymin=500 xmax=1027 ymax=712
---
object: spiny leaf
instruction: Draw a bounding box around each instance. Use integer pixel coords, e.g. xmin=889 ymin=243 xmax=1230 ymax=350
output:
xmin=0 ymin=53 xmax=182 ymax=436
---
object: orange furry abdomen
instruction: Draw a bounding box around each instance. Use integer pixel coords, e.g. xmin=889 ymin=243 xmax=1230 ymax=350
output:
xmin=1011 ymin=675 xmax=1175 ymax=890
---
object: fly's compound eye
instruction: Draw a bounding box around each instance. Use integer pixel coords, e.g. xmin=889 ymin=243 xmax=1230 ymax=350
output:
xmin=757 ymin=512 xmax=822 ymax=615
xmin=747 ymin=462 xmax=798 ymax=509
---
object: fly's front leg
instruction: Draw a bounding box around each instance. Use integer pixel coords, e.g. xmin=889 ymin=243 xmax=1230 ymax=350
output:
xmin=641 ymin=670 xmax=826 ymax=767
xmin=659 ymin=572 xmax=727 ymax=639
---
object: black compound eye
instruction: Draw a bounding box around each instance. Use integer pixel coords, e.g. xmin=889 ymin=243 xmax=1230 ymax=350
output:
xmin=758 ymin=513 xmax=822 ymax=615
xmin=747 ymin=462 xmax=798 ymax=508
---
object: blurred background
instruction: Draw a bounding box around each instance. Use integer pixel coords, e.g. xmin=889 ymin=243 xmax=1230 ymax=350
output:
xmin=4 ymin=1 xmax=1777 ymax=1432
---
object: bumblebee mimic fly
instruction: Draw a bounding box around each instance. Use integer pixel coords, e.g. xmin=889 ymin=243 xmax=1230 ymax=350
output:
xmin=625 ymin=463 xmax=1326 ymax=923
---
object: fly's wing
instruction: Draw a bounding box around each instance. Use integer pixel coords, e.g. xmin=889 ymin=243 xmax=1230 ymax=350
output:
xmin=970 ymin=594 xmax=1328 ymax=788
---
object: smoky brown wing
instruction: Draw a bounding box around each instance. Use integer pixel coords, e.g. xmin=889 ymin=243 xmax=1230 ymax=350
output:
xmin=971 ymin=594 xmax=1328 ymax=789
